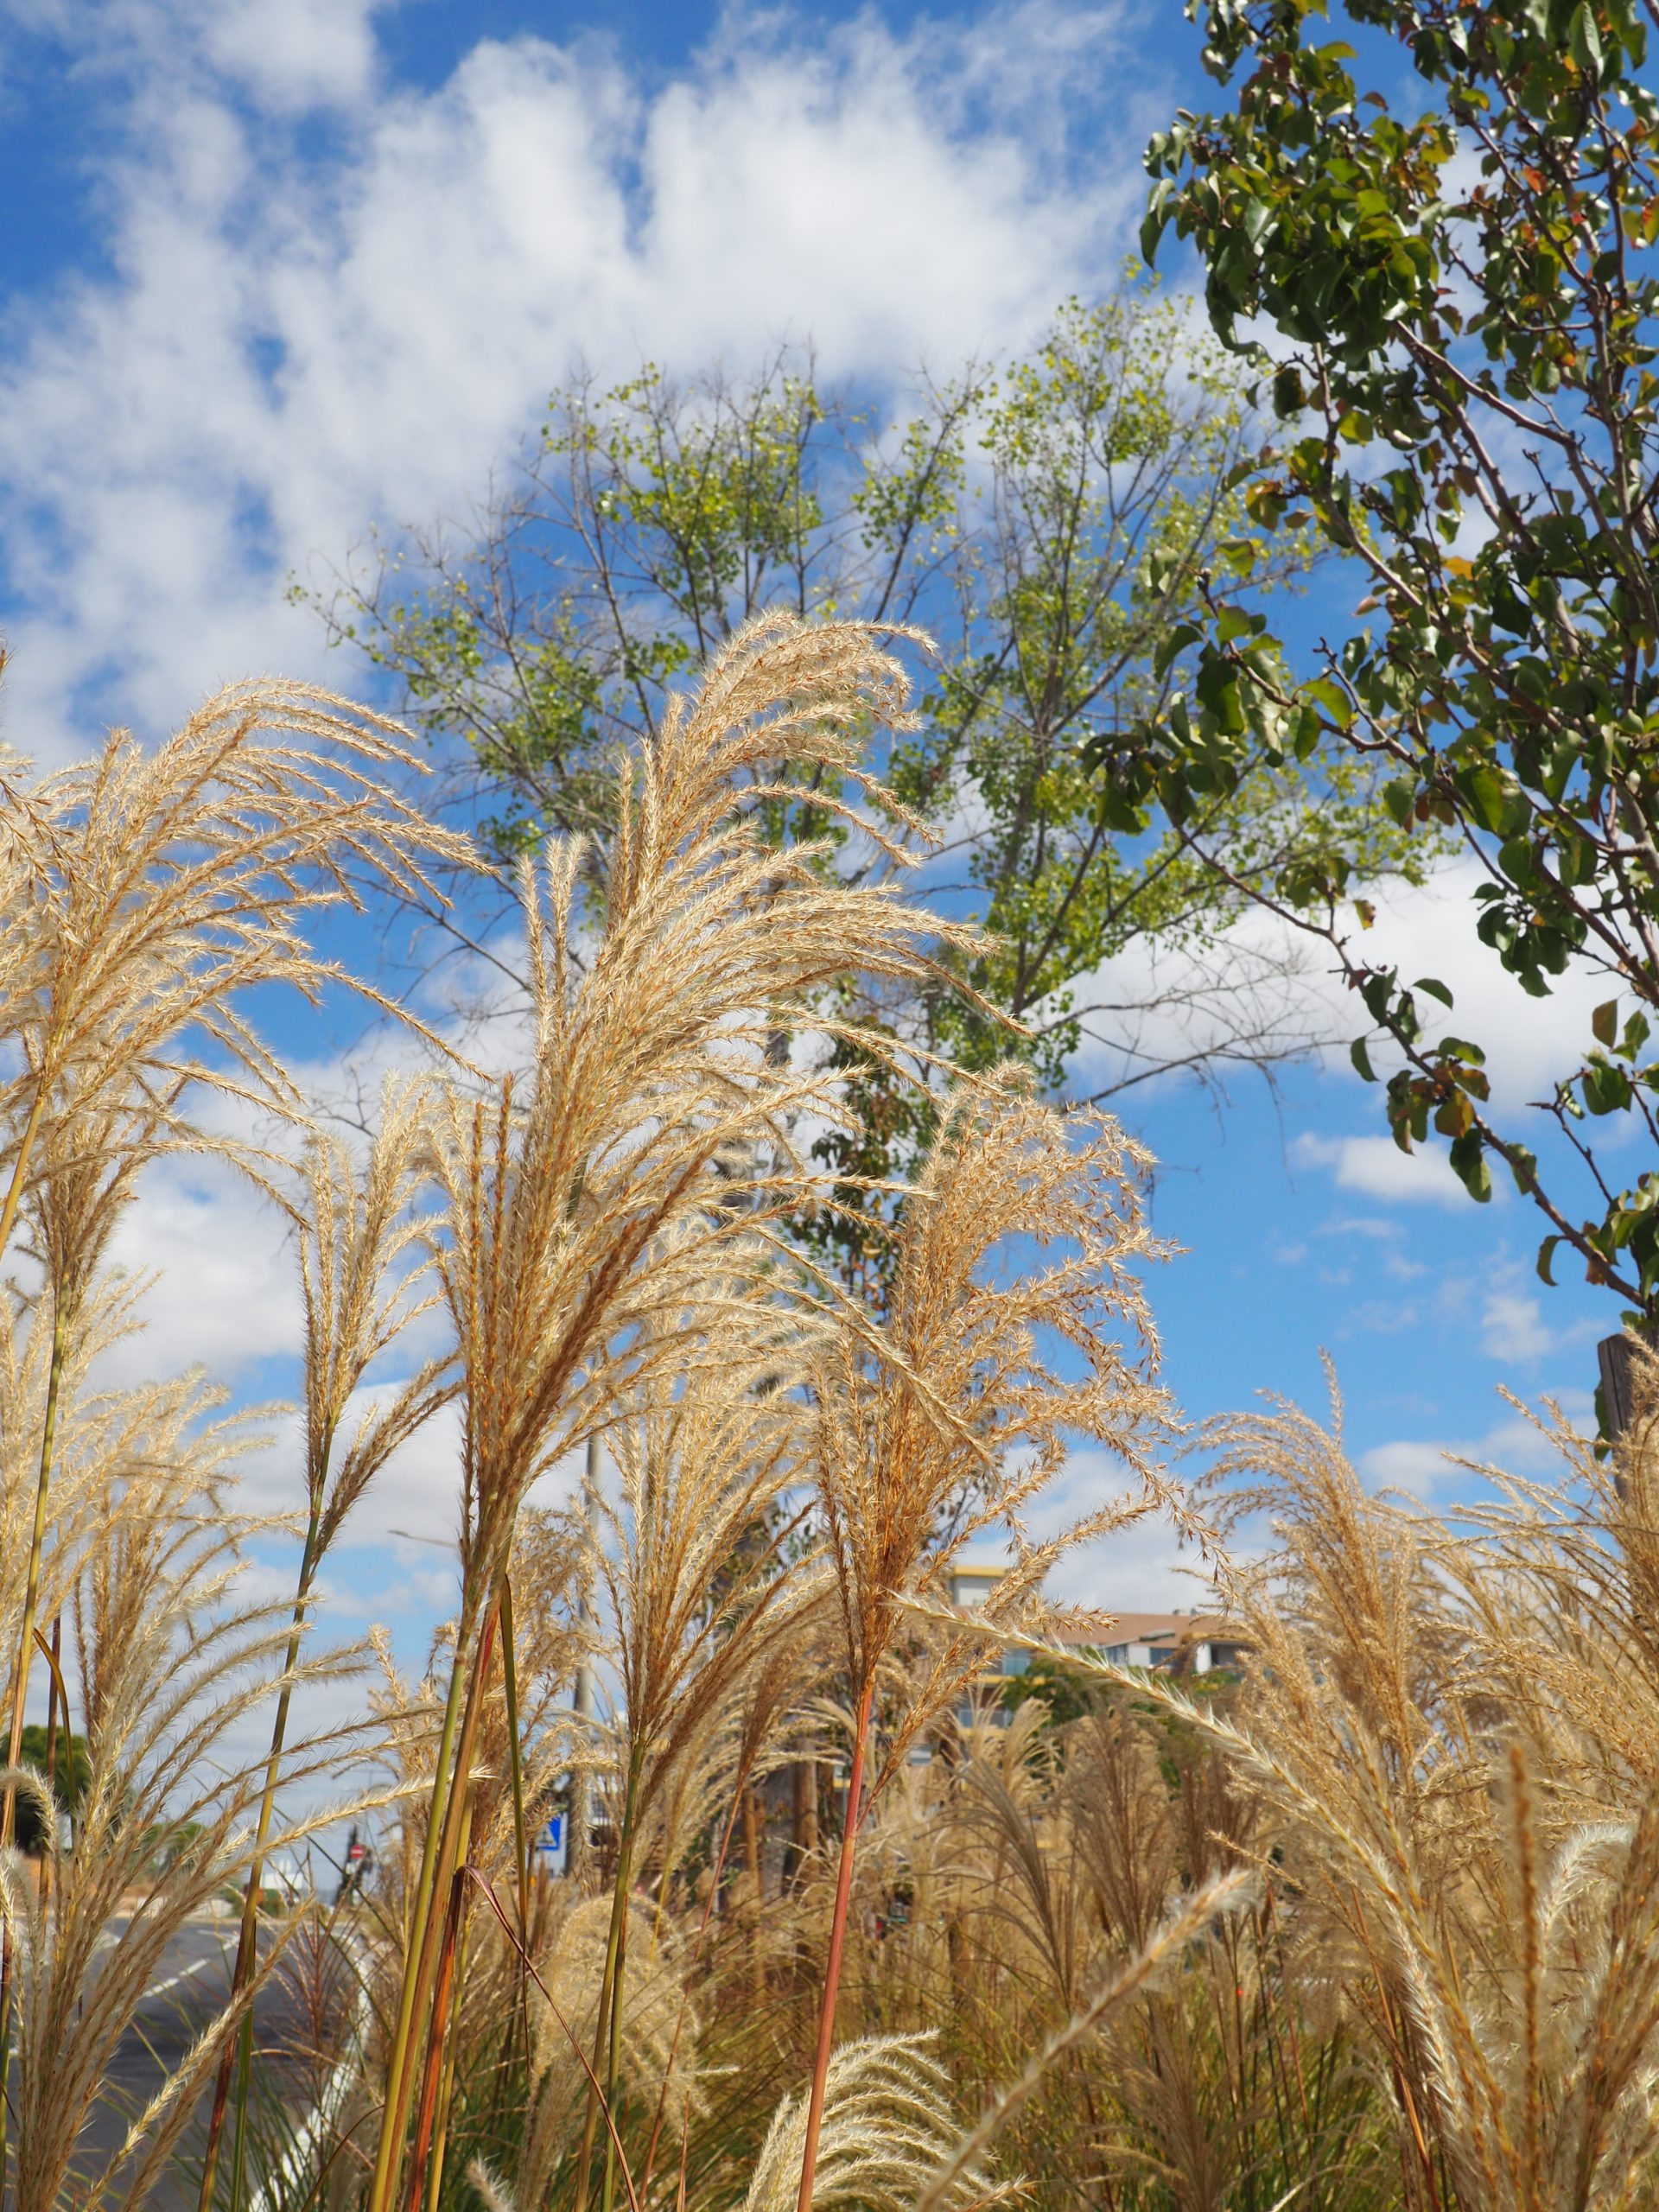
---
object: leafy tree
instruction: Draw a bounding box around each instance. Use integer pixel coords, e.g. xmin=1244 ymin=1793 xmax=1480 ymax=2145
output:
xmin=1129 ymin=0 xmax=1659 ymax=1325
xmin=308 ymin=287 xmax=1419 ymax=1287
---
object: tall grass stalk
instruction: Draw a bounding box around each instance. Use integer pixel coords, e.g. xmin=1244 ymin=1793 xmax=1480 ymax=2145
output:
xmin=217 ymin=1480 xmax=325 ymax=2212
xmin=370 ymin=1599 xmax=498 ymax=2209
xmin=0 ymin=1296 xmax=67 ymax=2183
xmin=370 ymin=613 xmax=965 ymax=2210
xmin=791 ymin=1076 xmax=1173 ymax=2208
xmin=199 ymin=1092 xmax=445 ymax=2212
xmin=792 ymin=1675 xmax=874 ymax=2212
xmin=404 ymin=1781 xmax=479 ymax=2212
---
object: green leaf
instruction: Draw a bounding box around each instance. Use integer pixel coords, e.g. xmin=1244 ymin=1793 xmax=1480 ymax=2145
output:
xmin=1382 ymin=778 xmax=1415 ymax=827
xmin=1584 ymin=1060 xmax=1633 ymax=1116
xmin=1592 ymin=997 xmax=1618 ymax=1046
xmin=1141 ymin=179 xmax=1174 ymax=265
xmin=1568 ymin=1 xmax=1603 ymax=73
xmin=1449 ymin=1128 xmax=1492 ymax=1203
xmin=1154 ymin=623 xmax=1203 ymax=681
xmin=1306 ymin=676 xmax=1354 ymax=731
xmin=1536 ymin=1234 xmax=1560 ymax=1287
xmin=1351 ymin=1035 xmax=1377 ymax=1082
xmin=1459 ymin=763 xmax=1509 ymax=834
xmin=1414 ymin=976 xmax=1454 ymax=1007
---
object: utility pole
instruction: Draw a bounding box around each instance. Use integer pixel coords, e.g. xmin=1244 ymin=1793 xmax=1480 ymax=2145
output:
xmin=568 ymin=1430 xmax=601 ymax=1882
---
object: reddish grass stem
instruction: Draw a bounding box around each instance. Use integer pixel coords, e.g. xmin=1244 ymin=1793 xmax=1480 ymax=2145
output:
xmin=793 ymin=1675 xmax=874 ymax=2212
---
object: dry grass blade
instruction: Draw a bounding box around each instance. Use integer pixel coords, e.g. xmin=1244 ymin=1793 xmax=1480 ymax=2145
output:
xmin=1 ymin=677 xmax=475 ymax=1218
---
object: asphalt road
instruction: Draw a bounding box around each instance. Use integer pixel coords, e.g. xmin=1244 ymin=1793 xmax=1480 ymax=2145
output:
xmin=57 ymin=1914 xmax=354 ymax=2212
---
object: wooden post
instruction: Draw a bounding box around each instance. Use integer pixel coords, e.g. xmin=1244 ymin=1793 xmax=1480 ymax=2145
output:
xmin=1599 ymin=1332 xmax=1642 ymax=1440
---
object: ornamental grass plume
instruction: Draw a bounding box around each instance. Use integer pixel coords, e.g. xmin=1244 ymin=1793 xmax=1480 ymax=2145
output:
xmin=1065 ymin=1370 xmax=1659 ymax=2212
xmin=793 ymin=1071 xmax=1177 ymax=2212
xmin=0 ymin=677 xmax=474 ymax=1262
xmin=369 ymin=612 xmax=971 ymax=2212
xmin=569 ymin=1316 xmax=830 ymax=2209
xmin=0 ymin=676 xmax=474 ymax=1926
xmin=0 ymin=675 xmax=474 ymax=2193
xmin=0 ymin=1276 xmax=153 ymax=1681
xmin=908 ymin=1870 xmax=1253 ymax=2212
xmin=0 ymin=1377 xmax=381 ymax=2212
xmin=743 ymin=2036 xmax=1007 ymax=2212
xmin=466 ymin=1891 xmax=703 ymax=2212
xmin=198 ymin=1081 xmax=458 ymax=2212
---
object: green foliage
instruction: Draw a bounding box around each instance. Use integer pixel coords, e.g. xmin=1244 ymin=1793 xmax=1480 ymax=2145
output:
xmin=1133 ymin=0 xmax=1659 ymax=1320
xmin=1001 ymin=1646 xmax=1103 ymax=1726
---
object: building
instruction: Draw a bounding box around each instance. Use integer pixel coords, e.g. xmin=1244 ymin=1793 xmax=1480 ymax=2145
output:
xmin=1075 ymin=1611 xmax=1246 ymax=1676
xmin=944 ymin=1563 xmax=1245 ymax=1679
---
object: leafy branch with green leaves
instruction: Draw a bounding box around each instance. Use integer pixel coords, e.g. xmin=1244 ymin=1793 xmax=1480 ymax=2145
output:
xmin=1120 ymin=0 xmax=1659 ymax=1323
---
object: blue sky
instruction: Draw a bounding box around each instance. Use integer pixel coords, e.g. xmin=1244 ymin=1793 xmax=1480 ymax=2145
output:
xmin=0 ymin=0 xmax=1615 ymax=1683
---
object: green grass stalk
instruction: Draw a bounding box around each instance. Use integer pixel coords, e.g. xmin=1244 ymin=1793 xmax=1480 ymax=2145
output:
xmin=573 ymin=1745 xmax=644 ymax=2212
xmin=365 ymin=1608 xmax=478 ymax=2212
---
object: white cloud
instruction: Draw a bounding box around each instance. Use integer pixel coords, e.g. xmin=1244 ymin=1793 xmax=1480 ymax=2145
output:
xmin=1481 ymin=1287 xmax=1553 ymax=1364
xmin=1293 ymin=1130 xmax=1477 ymax=1207
xmin=0 ymin=2 xmax=1143 ymax=753
xmin=1359 ymin=1438 xmax=1451 ymax=1499
xmin=92 ymin=1153 xmax=301 ymax=1389
xmin=1360 ymin=1398 xmax=1595 ymax=1499
xmin=203 ymin=0 xmax=391 ymax=109
xmin=1065 ymin=849 xmax=1610 ymax=1143
xmin=1338 ymin=858 xmax=1608 ymax=1116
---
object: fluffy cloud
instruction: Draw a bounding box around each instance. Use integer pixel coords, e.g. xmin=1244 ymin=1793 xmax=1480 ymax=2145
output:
xmin=1480 ymin=1287 xmax=1554 ymax=1365
xmin=1067 ymin=846 xmax=1611 ymax=1127
xmin=0 ymin=1 xmax=1144 ymax=753
xmin=1292 ymin=1131 xmax=1478 ymax=1208
xmin=1360 ymin=1397 xmax=1593 ymax=1500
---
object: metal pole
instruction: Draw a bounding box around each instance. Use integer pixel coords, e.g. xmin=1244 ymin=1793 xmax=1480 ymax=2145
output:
xmin=568 ymin=1430 xmax=601 ymax=1881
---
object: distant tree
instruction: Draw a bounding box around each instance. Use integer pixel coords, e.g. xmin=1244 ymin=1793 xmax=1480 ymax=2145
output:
xmin=308 ymin=286 xmax=1421 ymax=1288
xmin=16 ymin=1722 xmax=88 ymax=1854
xmin=1002 ymin=1648 xmax=1102 ymax=1727
xmin=1130 ymin=0 xmax=1659 ymax=1326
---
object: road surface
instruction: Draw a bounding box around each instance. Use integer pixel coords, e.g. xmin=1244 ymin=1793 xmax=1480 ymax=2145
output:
xmin=59 ymin=1912 xmax=361 ymax=2211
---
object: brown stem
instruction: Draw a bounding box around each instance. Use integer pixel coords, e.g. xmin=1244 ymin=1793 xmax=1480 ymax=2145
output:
xmin=793 ymin=1676 xmax=874 ymax=2212
xmin=422 ymin=1901 xmax=474 ymax=2212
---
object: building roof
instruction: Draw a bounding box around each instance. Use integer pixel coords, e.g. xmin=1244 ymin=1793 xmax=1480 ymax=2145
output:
xmin=1058 ymin=1611 xmax=1235 ymax=1647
